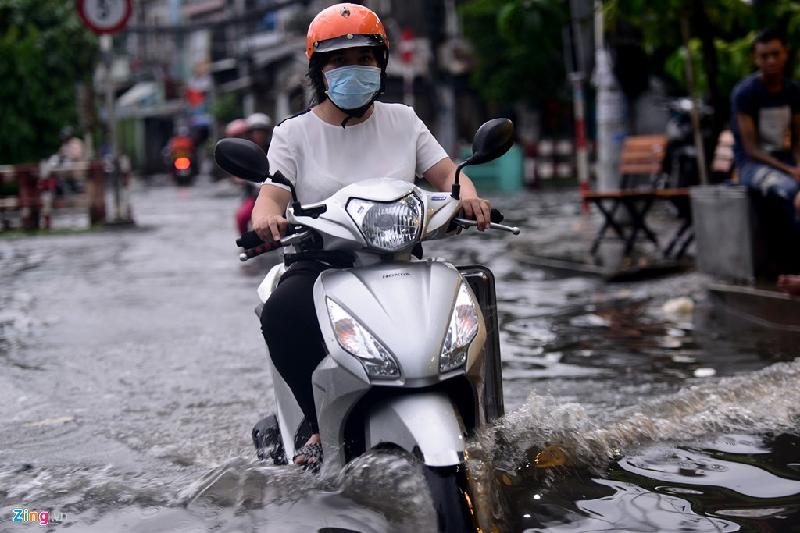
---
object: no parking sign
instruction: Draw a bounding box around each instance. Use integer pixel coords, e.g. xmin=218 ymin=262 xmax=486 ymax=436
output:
xmin=76 ymin=0 xmax=132 ymax=35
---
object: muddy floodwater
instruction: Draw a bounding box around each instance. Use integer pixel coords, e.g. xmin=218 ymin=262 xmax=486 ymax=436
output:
xmin=1 ymin=180 xmax=798 ymax=532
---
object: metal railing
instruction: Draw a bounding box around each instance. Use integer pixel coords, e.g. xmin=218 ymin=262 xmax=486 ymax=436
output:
xmin=0 ymin=159 xmax=132 ymax=230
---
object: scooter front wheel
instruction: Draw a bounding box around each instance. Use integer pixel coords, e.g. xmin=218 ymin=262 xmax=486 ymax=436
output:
xmin=339 ymin=448 xmax=478 ymax=532
xmin=423 ymin=463 xmax=478 ymax=533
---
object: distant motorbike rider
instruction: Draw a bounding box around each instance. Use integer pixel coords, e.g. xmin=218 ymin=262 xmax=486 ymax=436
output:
xmin=246 ymin=112 xmax=272 ymax=150
xmin=166 ymin=125 xmax=194 ymax=161
xmin=250 ymin=3 xmax=492 ymax=469
xmin=236 ymin=114 xmax=273 ymax=235
xmin=52 ymin=126 xmax=87 ymax=194
xmin=162 ymin=125 xmax=197 ymax=185
xmin=57 ymin=126 xmax=86 ymax=165
xmin=225 ymin=118 xmax=249 ymax=139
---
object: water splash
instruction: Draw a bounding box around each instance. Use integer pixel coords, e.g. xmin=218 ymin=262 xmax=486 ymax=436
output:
xmin=473 ymin=359 xmax=800 ymax=475
xmin=180 ymin=451 xmax=436 ymax=532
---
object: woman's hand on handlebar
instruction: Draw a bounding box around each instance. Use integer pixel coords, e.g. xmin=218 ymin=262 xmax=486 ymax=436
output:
xmin=253 ymin=213 xmax=288 ymax=242
xmin=461 ymin=196 xmax=492 ymax=231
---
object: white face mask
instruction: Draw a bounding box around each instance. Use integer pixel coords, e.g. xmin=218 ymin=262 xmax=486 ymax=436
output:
xmin=324 ymin=66 xmax=382 ymax=110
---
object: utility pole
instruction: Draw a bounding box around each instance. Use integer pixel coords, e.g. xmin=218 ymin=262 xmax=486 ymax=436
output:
xmin=593 ymin=0 xmax=624 ymax=192
xmin=680 ymin=13 xmax=709 ymax=186
xmin=100 ymin=34 xmax=123 ymax=222
xmin=236 ymin=0 xmax=254 ymax=117
xmin=568 ymin=0 xmax=590 ymax=206
xmin=168 ymin=0 xmax=186 ymax=81
xmin=436 ymin=0 xmax=458 ymax=157
xmin=76 ymin=0 xmax=133 ymax=224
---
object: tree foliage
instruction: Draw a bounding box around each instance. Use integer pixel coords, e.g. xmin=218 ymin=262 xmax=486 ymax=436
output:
xmin=663 ymin=35 xmax=754 ymax=100
xmin=606 ymin=0 xmax=751 ymax=53
xmin=607 ymin=0 xmax=800 ymax=129
xmin=212 ymin=93 xmax=242 ymax=126
xmin=460 ymin=0 xmax=800 ymax=131
xmin=0 ymin=0 xmax=98 ymax=164
xmin=460 ymin=0 xmax=569 ymax=107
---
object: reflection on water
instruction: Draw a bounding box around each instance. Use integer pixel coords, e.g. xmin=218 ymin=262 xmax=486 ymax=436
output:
xmin=498 ymin=432 xmax=800 ymax=533
xmin=515 ymin=478 xmax=741 ymax=533
xmin=1 ymin=187 xmax=798 ymax=531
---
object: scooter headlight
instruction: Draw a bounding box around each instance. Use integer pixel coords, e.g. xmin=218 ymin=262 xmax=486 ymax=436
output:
xmin=440 ymin=283 xmax=479 ymax=373
xmin=326 ymin=298 xmax=400 ymax=379
xmin=346 ymin=194 xmax=423 ymax=253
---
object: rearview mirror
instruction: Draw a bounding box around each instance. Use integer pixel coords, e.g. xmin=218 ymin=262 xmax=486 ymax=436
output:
xmin=214 ymin=138 xmax=269 ymax=183
xmin=467 ymin=118 xmax=515 ymax=166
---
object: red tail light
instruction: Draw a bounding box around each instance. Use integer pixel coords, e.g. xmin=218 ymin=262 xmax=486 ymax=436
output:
xmin=174 ymin=157 xmax=191 ymax=170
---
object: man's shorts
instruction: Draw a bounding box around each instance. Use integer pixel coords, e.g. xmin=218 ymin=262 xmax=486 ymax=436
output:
xmin=738 ymin=159 xmax=799 ymax=202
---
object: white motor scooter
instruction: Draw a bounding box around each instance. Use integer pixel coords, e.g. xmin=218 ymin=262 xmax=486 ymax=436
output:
xmin=215 ymin=119 xmax=519 ymax=532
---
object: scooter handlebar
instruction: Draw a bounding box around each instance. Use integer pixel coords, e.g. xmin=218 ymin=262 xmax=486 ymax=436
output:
xmin=236 ymin=207 xmax=504 ymax=248
xmin=447 ymin=208 xmax=519 ymax=234
xmin=490 ymin=208 xmax=504 ymax=223
xmin=236 ymin=207 xmax=516 ymax=262
xmin=456 ymin=207 xmax=505 ymax=224
xmin=453 ymin=218 xmax=521 ymax=235
xmin=237 ymin=226 xmax=310 ymax=262
xmin=236 ymin=230 xmax=266 ymax=249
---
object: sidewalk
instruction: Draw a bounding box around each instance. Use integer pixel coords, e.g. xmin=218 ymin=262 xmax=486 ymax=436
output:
xmin=503 ymin=188 xmax=694 ymax=281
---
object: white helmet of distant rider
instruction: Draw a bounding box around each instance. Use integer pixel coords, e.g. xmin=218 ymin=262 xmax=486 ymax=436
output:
xmin=246 ymin=112 xmax=272 ymax=149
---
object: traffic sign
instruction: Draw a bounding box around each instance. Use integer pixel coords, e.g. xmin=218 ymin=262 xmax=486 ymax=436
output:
xmin=399 ymin=28 xmax=415 ymax=65
xmin=76 ymin=0 xmax=132 ymax=35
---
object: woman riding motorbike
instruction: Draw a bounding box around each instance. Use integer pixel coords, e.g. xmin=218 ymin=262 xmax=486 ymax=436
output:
xmin=252 ymin=3 xmax=492 ymax=468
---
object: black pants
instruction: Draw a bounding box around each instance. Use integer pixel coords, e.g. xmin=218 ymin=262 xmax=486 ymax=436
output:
xmin=260 ymin=261 xmax=328 ymax=434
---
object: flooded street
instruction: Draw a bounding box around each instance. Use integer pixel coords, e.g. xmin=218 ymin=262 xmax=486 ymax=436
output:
xmin=1 ymin=180 xmax=798 ymax=532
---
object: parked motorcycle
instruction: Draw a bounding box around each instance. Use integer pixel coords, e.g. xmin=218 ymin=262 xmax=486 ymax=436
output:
xmin=662 ymin=97 xmax=716 ymax=188
xmin=214 ymin=119 xmax=519 ymax=533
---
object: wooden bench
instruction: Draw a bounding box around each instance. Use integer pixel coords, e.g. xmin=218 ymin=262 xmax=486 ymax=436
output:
xmin=582 ymin=135 xmax=693 ymax=258
xmin=618 ymin=134 xmax=667 ymax=188
xmin=653 ymin=188 xmax=693 ymax=258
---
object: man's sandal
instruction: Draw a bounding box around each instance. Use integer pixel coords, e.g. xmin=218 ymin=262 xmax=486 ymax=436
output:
xmin=292 ymin=441 xmax=323 ymax=472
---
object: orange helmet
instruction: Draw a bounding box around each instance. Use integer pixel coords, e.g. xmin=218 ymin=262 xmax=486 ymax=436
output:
xmin=306 ymin=3 xmax=389 ymax=60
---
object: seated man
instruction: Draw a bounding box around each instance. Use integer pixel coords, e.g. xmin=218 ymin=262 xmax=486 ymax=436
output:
xmin=731 ymin=28 xmax=800 ymax=224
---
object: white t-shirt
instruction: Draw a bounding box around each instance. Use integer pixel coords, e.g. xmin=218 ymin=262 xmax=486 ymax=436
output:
xmin=264 ymin=102 xmax=448 ymax=204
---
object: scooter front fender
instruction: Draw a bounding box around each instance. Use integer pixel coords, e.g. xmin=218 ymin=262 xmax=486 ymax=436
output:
xmin=366 ymin=392 xmax=465 ymax=467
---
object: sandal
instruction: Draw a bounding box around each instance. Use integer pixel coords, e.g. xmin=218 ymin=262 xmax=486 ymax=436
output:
xmin=292 ymin=440 xmax=323 ymax=472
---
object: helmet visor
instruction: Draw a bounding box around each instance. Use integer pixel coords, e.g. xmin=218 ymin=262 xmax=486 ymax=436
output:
xmin=313 ymin=33 xmax=386 ymax=55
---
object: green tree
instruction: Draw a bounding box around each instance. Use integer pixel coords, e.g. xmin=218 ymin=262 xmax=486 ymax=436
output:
xmin=607 ymin=0 xmax=751 ymax=130
xmin=460 ymin=0 xmax=569 ymax=108
xmin=606 ymin=0 xmax=800 ymax=131
xmin=0 ymin=0 xmax=98 ymax=164
xmin=212 ymin=93 xmax=242 ymax=126
xmin=663 ymin=34 xmax=754 ymax=107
